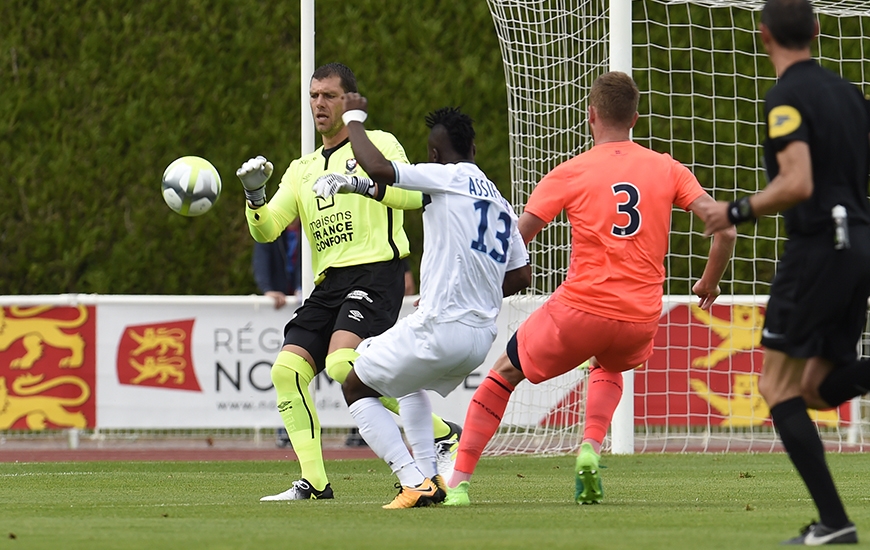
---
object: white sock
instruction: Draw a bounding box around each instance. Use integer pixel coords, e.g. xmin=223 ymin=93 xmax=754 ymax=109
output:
xmin=348 ymin=397 xmax=425 ymax=487
xmin=397 ymin=390 xmax=437 ymax=479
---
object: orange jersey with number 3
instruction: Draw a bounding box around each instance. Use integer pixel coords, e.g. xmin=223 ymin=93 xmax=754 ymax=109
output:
xmin=525 ymin=141 xmax=705 ymax=323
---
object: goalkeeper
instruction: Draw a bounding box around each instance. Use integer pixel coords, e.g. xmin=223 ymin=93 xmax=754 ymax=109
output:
xmin=237 ymin=62 xmax=460 ymax=501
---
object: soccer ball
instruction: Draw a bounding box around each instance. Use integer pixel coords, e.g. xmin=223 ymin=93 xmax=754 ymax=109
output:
xmin=161 ymin=156 xmax=222 ymax=216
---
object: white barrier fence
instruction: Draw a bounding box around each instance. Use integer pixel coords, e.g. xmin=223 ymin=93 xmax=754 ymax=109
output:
xmin=2 ymin=294 xmax=865 ymax=455
xmin=0 ymin=294 xmax=523 ymax=434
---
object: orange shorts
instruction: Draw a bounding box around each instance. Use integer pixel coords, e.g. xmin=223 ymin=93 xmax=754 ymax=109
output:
xmin=517 ymin=298 xmax=659 ymax=384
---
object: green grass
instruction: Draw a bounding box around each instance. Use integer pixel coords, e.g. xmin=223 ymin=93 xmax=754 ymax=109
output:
xmin=2 ymin=453 xmax=869 ymax=549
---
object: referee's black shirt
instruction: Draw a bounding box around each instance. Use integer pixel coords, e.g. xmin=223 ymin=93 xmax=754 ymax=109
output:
xmin=763 ymin=59 xmax=870 ymax=237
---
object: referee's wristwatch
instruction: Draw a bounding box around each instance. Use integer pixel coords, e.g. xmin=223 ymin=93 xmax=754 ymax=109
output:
xmin=727 ymin=196 xmax=755 ymax=225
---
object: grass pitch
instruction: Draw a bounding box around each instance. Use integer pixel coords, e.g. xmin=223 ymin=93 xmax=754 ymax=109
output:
xmin=2 ymin=453 xmax=869 ymax=549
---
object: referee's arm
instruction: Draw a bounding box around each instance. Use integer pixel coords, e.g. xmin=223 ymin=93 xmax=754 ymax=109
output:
xmin=700 ymin=141 xmax=812 ymax=236
xmin=750 ymin=141 xmax=813 ymax=216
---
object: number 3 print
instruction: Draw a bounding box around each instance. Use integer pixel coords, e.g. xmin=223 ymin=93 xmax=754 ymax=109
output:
xmin=611 ymin=182 xmax=641 ymax=237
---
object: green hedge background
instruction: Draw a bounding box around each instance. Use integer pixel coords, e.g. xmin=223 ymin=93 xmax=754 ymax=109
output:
xmin=1 ymin=0 xmax=510 ymax=294
xmin=6 ymin=2 xmax=859 ymax=296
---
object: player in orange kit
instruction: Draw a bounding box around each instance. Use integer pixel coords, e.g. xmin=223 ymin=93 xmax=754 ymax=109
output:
xmin=443 ymin=71 xmax=737 ymax=506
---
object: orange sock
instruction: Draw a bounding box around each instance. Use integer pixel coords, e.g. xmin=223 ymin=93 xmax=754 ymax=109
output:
xmin=453 ymin=371 xmax=515 ymax=479
xmin=583 ymin=366 xmax=623 ymax=444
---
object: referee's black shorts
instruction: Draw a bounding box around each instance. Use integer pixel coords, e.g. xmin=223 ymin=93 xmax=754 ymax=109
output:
xmin=282 ymin=257 xmax=406 ymax=373
xmin=761 ymin=226 xmax=870 ymax=365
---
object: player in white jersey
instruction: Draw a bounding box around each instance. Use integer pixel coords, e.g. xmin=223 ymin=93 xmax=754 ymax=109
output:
xmin=313 ymin=99 xmax=531 ymax=508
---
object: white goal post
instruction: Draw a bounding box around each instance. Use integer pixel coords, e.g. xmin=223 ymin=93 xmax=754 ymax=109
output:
xmin=484 ymin=0 xmax=870 ymax=456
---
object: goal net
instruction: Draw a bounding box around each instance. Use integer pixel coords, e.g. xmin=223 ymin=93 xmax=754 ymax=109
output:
xmin=484 ymin=0 xmax=870 ymax=455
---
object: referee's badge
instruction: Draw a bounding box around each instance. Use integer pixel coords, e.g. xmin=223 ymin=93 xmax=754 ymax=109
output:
xmin=345 ymin=158 xmax=358 ymax=174
xmin=768 ymin=105 xmax=801 ymax=139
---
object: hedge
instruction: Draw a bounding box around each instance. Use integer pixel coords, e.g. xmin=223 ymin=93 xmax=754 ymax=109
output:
xmin=1 ymin=0 xmax=508 ymax=294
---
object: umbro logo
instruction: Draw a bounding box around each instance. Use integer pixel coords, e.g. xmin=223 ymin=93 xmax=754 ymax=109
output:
xmin=346 ymin=290 xmax=373 ymax=303
xmin=348 ymin=310 xmax=365 ymax=322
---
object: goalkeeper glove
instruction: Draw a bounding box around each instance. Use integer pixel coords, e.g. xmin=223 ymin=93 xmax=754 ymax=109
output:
xmin=236 ymin=155 xmax=273 ymax=208
xmin=312 ymin=173 xmax=376 ymax=199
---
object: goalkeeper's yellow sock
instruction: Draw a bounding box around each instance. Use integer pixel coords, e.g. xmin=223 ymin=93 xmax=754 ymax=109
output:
xmin=431 ymin=413 xmax=452 ymax=440
xmin=326 ymin=348 xmax=453 ymax=440
xmin=271 ymin=351 xmax=328 ymax=491
xmin=324 ymin=348 xmax=356 ymax=383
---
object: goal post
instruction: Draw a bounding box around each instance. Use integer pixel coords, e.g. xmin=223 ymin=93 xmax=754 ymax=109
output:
xmin=484 ymin=0 xmax=870 ymax=456
xmin=607 ymin=0 xmax=634 ymax=455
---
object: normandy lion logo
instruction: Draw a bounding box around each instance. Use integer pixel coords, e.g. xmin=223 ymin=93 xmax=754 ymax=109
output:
xmin=0 ymin=373 xmax=90 ymax=430
xmin=0 ymin=305 xmax=88 ymax=369
xmin=128 ymin=327 xmax=186 ymax=356
xmin=116 ymin=319 xmax=202 ymax=392
xmin=690 ymin=304 xmax=764 ymax=369
xmin=129 ymin=356 xmax=187 ymax=385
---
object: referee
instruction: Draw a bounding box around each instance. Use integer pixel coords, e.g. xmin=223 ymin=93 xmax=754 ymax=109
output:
xmin=702 ymin=0 xmax=870 ymax=544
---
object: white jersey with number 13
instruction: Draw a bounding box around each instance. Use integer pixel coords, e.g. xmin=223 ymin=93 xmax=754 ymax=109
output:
xmin=392 ymin=161 xmax=528 ymax=327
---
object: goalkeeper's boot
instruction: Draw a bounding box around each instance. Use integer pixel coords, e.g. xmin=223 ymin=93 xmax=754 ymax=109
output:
xmin=574 ymin=442 xmax=603 ymax=504
xmin=435 ymin=421 xmax=462 ymax=479
xmin=443 ymin=481 xmax=471 ymax=507
xmin=260 ymin=479 xmax=334 ymax=501
xmin=382 ymin=478 xmax=445 ymax=509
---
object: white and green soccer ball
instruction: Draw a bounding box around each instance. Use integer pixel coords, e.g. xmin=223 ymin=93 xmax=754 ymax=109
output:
xmin=161 ymin=156 xmax=222 ymax=216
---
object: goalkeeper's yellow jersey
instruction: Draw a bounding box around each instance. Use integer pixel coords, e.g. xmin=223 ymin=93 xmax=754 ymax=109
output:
xmin=246 ymin=130 xmax=418 ymax=284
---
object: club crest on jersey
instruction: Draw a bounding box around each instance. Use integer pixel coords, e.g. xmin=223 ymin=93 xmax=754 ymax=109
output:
xmin=345 ymin=158 xmax=358 ymax=174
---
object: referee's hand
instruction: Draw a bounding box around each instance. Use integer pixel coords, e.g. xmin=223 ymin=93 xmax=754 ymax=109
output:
xmin=699 ymin=200 xmax=734 ymax=237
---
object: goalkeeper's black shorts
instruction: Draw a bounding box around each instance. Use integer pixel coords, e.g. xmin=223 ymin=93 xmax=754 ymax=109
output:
xmin=282 ymin=257 xmax=406 ymax=374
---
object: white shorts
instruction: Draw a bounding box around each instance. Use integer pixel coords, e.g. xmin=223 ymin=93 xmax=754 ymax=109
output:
xmin=353 ymin=312 xmax=498 ymax=398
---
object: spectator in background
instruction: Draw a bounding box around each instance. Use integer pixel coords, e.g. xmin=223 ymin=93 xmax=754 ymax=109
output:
xmin=401 ymin=257 xmax=416 ymax=296
xmin=253 ymin=219 xmax=302 ymax=309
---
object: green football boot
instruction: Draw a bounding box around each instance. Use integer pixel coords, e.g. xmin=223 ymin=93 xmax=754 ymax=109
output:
xmin=574 ymin=442 xmax=603 ymax=504
xmin=443 ymin=480 xmax=471 ymax=507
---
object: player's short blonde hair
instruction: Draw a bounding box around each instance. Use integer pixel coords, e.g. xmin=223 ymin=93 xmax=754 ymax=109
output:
xmin=590 ymin=71 xmax=639 ymax=128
